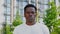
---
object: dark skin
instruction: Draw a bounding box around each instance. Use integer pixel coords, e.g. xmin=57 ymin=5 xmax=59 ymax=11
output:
xmin=24 ymin=7 xmax=37 ymax=26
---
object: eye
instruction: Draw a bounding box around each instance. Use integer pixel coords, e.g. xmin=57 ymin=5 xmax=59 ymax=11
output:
xmin=31 ymin=12 xmax=36 ymax=14
xmin=31 ymin=12 xmax=34 ymax=14
xmin=26 ymin=12 xmax=30 ymax=14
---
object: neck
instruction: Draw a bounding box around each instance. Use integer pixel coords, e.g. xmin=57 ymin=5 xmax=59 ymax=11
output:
xmin=26 ymin=21 xmax=36 ymax=26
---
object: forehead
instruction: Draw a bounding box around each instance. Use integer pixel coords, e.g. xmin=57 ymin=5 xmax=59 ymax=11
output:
xmin=25 ymin=7 xmax=36 ymax=12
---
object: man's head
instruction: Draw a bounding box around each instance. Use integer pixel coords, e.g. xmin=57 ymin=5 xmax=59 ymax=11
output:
xmin=24 ymin=4 xmax=37 ymax=23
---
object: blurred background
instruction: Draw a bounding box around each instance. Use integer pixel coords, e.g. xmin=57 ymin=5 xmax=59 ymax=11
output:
xmin=0 ymin=0 xmax=60 ymax=34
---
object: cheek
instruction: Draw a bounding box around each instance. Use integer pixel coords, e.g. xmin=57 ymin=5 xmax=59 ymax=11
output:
xmin=32 ymin=14 xmax=36 ymax=18
xmin=34 ymin=14 xmax=36 ymax=17
xmin=25 ymin=14 xmax=29 ymax=18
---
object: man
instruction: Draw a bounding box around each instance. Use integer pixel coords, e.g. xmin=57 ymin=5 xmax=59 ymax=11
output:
xmin=13 ymin=4 xmax=50 ymax=34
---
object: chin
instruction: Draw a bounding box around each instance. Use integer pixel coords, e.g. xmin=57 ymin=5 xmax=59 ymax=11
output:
xmin=29 ymin=20 xmax=34 ymax=22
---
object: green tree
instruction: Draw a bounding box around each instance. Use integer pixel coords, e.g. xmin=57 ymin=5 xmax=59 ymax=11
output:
xmin=3 ymin=23 xmax=12 ymax=34
xmin=43 ymin=0 xmax=60 ymax=34
xmin=51 ymin=19 xmax=60 ymax=34
xmin=5 ymin=24 xmax=12 ymax=34
xmin=13 ymin=10 xmax=23 ymax=26
xmin=51 ymin=6 xmax=60 ymax=34
xmin=43 ymin=0 xmax=57 ymax=32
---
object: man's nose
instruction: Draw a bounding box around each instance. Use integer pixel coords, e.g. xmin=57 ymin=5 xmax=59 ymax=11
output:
xmin=29 ymin=13 xmax=32 ymax=16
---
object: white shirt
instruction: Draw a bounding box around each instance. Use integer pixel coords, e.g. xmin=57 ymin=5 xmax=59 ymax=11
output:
xmin=13 ymin=23 xmax=50 ymax=34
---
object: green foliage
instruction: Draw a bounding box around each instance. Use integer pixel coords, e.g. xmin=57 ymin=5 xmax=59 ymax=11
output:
xmin=55 ymin=19 xmax=60 ymax=33
xmin=51 ymin=6 xmax=60 ymax=34
xmin=5 ymin=24 xmax=12 ymax=34
xmin=43 ymin=1 xmax=57 ymax=32
xmin=43 ymin=0 xmax=60 ymax=34
xmin=10 ymin=10 xmax=23 ymax=34
xmin=3 ymin=24 xmax=12 ymax=34
xmin=3 ymin=10 xmax=23 ymax=34
xmin=13 ymin=10 xmax=23 ymax=26
xmin=0 ymin=28 xmax=3 ymax=34
xmin=51 ymin=19 xmax=60 ymax=34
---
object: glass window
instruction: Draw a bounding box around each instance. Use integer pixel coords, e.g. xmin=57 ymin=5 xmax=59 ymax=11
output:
xmin=20 ymin=9 xmax=24 ymax=16
xmin=17 ymin=0 xmax=20 ymax=1
xmin=4 ymin=7 xmax=10 ymax=15
xmin=7 ymin=16 xmax=10 ymax=23
xmin=23 ymin=0 xmax=28 ymax=2
xmin=16 ymin=0 xmax=20 ymax=2
xmin=44 ymin=5 xmax=48 ymax=10
xmin=31 ymin=0 xmax=36 ymax=3
xmin=31 ymin=2 xmax=36 ymax=5
xmin=16 ymin=2 xmax=28 ymax=9
xmin=4 ymin=0 xmax=7 ymax=3
xmin=19 ymin=2 xmax=23 ymax=9
xmin=40 ymin=5 xmax=44 ymax=10
xmin=7 ymin=8 xmax=10 ymax=14
xmin=44 ymin=0 xmax=48 ymax=4
xmin=38 ymin=0 xmax=40 ymax=2
xmin=7 ymin=0 xmax=11 ymax=4
xmin=4 ymin=8 xmax=7 ymax=14
xmin=7 ymin=8 xmax=10 ymax=11
xmin=16 ymin=0 xmax=28 ymax=2
xmin=7 ymin=16 xmax=10 ymax=21
xmin=16 ymin=0 xmax=25 ymax=2
xmin=23 ymin=2 xmax=28 ymax=9
xmin=7 ymin=4 xmax=10 ymax=8
xmin=16 ymin=0 xmax=28 ymax=9
xmin=4 ymin=0 xmax=11 ymax=24
xmin=39 ymin=0 xmax=44 ymax=4
xmin=16 ymin=2 xmax=22 ymax=9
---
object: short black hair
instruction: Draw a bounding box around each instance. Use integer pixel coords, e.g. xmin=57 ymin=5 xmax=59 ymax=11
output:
xmin=24 ymin=4 xmax=37 ymax=12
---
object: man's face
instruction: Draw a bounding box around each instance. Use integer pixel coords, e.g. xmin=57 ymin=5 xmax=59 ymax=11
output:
xmin=24 ymin=7 xmax=37 ymax=22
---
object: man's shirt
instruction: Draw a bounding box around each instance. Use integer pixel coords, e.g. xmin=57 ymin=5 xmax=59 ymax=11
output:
xmin=13 ymin=23 xmax=50 ymax=34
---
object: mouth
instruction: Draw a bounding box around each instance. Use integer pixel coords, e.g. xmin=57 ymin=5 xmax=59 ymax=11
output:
xmin=28 ymin=17 xmax=34 ymax=21
xmin=29 ymin=17 xmax=33 ymax=20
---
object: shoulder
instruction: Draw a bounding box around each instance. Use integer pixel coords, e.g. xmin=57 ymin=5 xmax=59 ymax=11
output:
xmin=13 ymin=24 xmax=24 ymax=34
xmin=39 ymin=23 xmax=50 ymax=34
xmin=38 ymin=23 xmax=48 ymax=29
xmin=14 ymin=23 xmax=24 ymax=30
xmin=36 ymin=23 xmax=49 ymax=30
